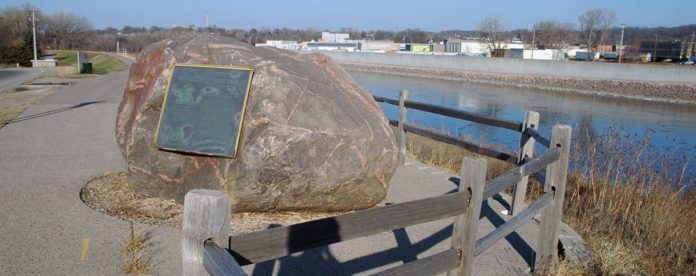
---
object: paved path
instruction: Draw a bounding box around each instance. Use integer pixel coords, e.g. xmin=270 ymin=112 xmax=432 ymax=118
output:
xmin=243 ymin=159 xmax=542 ymax=275
xmin=0 ymin=56 xmax=583 ymax=275
xmin=0 ymin=69 xmax=43 ymax=92
xmin=0 ymin=65 xmax=182 ymax=275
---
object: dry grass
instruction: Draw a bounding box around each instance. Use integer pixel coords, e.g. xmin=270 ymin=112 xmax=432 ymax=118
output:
xmin=81 ymin=171 xmax=346 ymax=235
xmin=0 ymin=87 xmax=55 ymax=128
xmin=122 ymin=222 xmax=156 ymax=275
xmin=404 ymin=130 xmax=513 ymax=180
xmin=561 ymin=129 xmax=696 ymax=275
xmin=402 ymin=127 xmax=696 ymax=275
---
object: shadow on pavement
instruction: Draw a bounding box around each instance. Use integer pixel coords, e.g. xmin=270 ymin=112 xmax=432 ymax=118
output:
xmin=6 ymin=101 xmax=104 ymax=125
xmin=233 ymin=179 xmax=535 ymax=275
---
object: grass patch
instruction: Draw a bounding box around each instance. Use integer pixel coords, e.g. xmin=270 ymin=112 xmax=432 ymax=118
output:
xmin=54 ymin=51 xmax=78 ymax=66
xmin=53 ymin=50 xmax=128 ymax=74
xmin=0 ymin=88 xmax=55 ymax=129
xmin=89 ymin=53 xmax=128 ymax=74
xmin=403 ymin=126 xmax=696 ymax=275
xmin=122 ymin=222 xmax=156 ymax=275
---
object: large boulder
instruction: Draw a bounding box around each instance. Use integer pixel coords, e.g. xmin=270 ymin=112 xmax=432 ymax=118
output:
xmin=115 ymin=34 xmax=397 ymax=212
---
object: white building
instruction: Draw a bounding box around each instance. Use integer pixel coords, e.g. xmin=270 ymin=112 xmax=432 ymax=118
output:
xmin=523 ymin=49 xmax=564 ymax=60
xmin=359 ymin=40 xmax=400 ymax=53
xmin=321 ymin=32 xmax=350 ymax=43
xmin=446 ymin=39 xmax=490 ymax=57
xmin=255 ymin=40 xmax=300 ymax=51
xmin=305 ymin=42 xmax=359 ymax=52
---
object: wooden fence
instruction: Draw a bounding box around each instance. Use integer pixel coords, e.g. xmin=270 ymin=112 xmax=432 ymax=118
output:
xmin=182 ymin=92 xmax=572 ymax=276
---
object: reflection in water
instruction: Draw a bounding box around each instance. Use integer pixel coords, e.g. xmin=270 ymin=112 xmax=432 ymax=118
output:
xmin=351 ymin=71 xmax=696 ymax=181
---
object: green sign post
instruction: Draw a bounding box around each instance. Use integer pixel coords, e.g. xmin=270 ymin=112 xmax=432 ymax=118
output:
xmin=155 ymin=64 xmax=254 ymax=158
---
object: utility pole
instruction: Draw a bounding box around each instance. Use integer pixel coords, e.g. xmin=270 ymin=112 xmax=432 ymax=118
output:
xmin=691 ymin=32 xmax=695 ymax=57
xmin=653 ymin=34 xmax=658 ymax=62
xmin=31 ymin=10 xmax=38 ymax=66
xmin=619 ymin=24 xmax=625 ymax=63
xmin=205 ymin=11 xmax=209 ymax=28
xmin=531 ymin=28 xmax=536 ymax=60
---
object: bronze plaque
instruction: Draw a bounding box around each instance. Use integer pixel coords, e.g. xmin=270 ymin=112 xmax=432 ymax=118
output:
xmin=155 ymin=64 xmax=253 ymax=158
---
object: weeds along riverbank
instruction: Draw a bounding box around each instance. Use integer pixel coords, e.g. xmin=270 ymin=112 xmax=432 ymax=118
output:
xmin=402 ymin=127 xmax=696 ymax=275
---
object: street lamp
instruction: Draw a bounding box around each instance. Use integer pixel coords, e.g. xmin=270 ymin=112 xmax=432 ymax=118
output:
xmin=619 ymin=24 xmax=625 ymax=63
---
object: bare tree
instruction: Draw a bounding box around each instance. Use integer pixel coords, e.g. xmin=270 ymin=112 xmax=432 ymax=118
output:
xmin=477 ymin=16 xmax=507 ymax=57
xmin=579 ymin=9 xmax=616 ymax=59
xmin=42 ymin=13 xmax=92 ymax=50
xmin=533 ymin=20 xmax=576 ymax=49
xmin=0 ymin=4 xmax=37 ymax=46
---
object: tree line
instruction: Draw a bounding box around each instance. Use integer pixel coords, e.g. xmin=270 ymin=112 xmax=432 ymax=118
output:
xmin=1 ymin=4 xmax=695 ymax=65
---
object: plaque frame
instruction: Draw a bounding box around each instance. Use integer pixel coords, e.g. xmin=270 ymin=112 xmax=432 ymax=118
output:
xmin=154 ymin=63 xmax=254 ymax=158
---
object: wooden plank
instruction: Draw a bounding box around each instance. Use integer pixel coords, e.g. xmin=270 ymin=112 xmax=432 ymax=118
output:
xmin=474 ymin=193 xmax=553 ymax=256
xmin=404 ymin=100 xmax=522 ymax=132
xmin=452 ymin=158 xmax=487 ymax=276
xmin=373 ymin=95 xmax=400 ymax=106
xmin=535 ymin=125 xmax=572 ymax=274
xmin=204 ymin=241 xmax=246 ymax=276
xmin=403 ymin=123 xmax=518 ymax=163
xmin=525 ymin=127 xmax=551 ymax=149
xmin=511 ymin=111 xmax=540 ymax=215
xmin=228 ymin=191 xmax=469 ymax=265
xmin=372 ymin=95 xmax=522 ymax=131
xmin=398 ymin=90 xmax=410 ymax=165
xmin=482 ymin=148 xmax=560 ymax=199
xmin=182 ymin=190 xmax=231 ymax=276
xmin=523 ymin=156 xmax=547 ymax=184
xmin=372 ymin=248 xmax=460 ymax=276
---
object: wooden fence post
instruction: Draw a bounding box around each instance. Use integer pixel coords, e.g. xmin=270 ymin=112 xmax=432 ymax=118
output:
xmin=511 ymin=111 xmax=540 ymax=215
xmin=398 ymin=89 xmax=410 ymax=165
xmin=535 ymin=125 xmax=572 ymax=274
xmin=450 ymin=158 xmax=487 ymax=276
xmin=183 ymin=189 xmax=231 ymax=276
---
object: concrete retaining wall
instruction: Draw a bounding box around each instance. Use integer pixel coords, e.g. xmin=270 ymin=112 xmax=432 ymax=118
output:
xmin=323 ymin=52 xmax=696 ymax=83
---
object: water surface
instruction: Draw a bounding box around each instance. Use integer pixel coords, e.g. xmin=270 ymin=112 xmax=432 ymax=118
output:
xmin=350 ymin=71 xmax=696 ymax=180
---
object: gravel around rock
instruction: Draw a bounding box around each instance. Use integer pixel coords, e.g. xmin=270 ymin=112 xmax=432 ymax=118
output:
xmin=80 ymin=171 xmax=348 ymax=235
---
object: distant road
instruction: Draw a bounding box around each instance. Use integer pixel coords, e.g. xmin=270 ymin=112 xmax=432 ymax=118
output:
xmin=0 ymin=69 xmax=43 ymax=91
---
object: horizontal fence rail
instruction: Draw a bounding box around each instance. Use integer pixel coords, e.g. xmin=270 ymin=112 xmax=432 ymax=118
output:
xmin=203 ymin=241 xmax=245 ymax=276
xmin=403 ymin=122 xmax=518 ymax=163
xmin=373 ymin=95 xmax=523 ymax=132
xmin=228 ymin=191 xmax=470 ymax=265
xmin=182 ymin=96 xmax=570 ymax=276
xmin=525 ymin=127 xmax=551 ymax=148
xmin=474 ymin=192 xmax=553 ymax=256
xmin=483 ymin=147 xmax=560 ymax=199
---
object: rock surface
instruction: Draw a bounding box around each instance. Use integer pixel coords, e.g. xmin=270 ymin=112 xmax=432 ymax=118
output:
xmin=116 ymin=34 xmax=397 ymax=212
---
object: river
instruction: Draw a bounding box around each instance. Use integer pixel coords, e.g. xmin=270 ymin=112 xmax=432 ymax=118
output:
xmin=350 ymin=71 xmax=696 ymax=181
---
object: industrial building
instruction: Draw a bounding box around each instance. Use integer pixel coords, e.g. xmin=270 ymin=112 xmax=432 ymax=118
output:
xmin=444 ymin=39 xmax=490 ymax=57
xmin=405 ymin=43 xmax=431 ymax=52
xmin=639 ymin=41 xmax=695 ymax=62
xmin=358 ymin=41 xmax=400 ymax=53
xmin=255 ymin=40 xmax=300 ymax=51
xmin=305 ymin=42 xmax=359 ymax=52
xmin=321 ymin=32 xmax=350 ymax=43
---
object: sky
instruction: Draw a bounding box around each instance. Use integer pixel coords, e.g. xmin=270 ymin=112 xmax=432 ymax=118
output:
xmin=3 ymin=0 xmax=694 ymax=31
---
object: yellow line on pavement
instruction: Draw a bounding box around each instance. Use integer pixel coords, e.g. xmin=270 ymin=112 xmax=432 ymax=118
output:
xmin=80 ymin=238 xmax=90 ymax=261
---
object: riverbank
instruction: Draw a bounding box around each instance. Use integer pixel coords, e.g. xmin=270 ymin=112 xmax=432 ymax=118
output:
xmin=404 ymin=126 xmax=696 ymax=275
xmin=339 ymin=62 xmax=696 ymax=106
